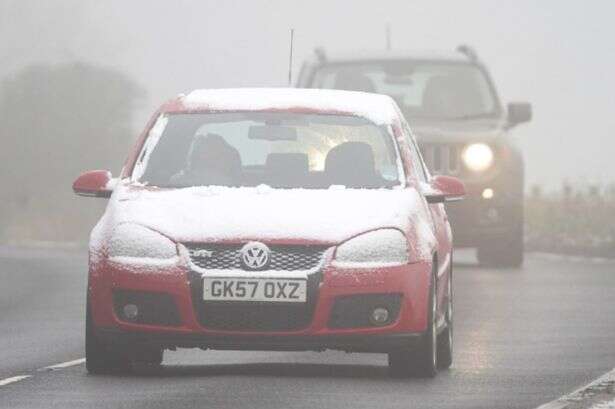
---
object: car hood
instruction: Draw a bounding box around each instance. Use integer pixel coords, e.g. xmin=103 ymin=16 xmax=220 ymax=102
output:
xmin=410 ymin=118 xmax=506 ymax=143
xmin=107 ymin=184 xmax=427 ymax=245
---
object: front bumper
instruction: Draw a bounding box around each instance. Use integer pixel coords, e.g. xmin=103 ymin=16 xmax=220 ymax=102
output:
xmin=96 ymin=328 xmax=424 ymax=353
xmin=88 ymin=254 xmax=433 ymax=352
xmin=446 ymin=181 xmax=523 ymax=247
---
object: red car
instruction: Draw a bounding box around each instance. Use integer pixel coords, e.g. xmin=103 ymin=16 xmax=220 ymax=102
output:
xmin=73 ymin=88 xmax=465 ymax=377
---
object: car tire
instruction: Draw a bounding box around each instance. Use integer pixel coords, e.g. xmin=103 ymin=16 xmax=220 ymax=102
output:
xmin=133 ymin=346 xmax=164 ymax=366
xmin=477 ymin=227 xmax=524 ymax=268
xmin=388 ymin=266 xmax=438 ymax=378
xmin=437 ymin=266 xmax=453 ymax=370
xmin=86 ymin=299 xmax=164 ymax=373
xmin=85 ymin=300 xmax=132 ymax=375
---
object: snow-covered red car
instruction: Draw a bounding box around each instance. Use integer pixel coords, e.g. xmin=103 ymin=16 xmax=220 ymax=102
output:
xmin=73 ymin=88 xmax=465 ymax=377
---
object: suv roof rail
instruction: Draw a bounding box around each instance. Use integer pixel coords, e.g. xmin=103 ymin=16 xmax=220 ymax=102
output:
xmin=456 ymin=44 xmax=479 ymax=61
xmin=314 ymin=47 xmax=327 ymax=63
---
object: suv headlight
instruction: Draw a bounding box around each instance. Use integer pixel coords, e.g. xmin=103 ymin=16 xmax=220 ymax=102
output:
xmin=108 ymin=224 xmax=177 ymax=259
xmin=462 ymin=143 xmax=494 ymax=172
xmin=333 ymin=229 xmax=409 ymax=267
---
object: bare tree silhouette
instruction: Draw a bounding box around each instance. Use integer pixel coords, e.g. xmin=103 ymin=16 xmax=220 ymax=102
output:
xmin=0 ymin=62 xmax=144 ymax=242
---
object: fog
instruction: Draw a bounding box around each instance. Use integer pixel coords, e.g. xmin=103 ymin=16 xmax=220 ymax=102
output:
xmin=3 ymin=3 xmax=615 ymax=402
xmin=2 ymin=0 xmax=614 ymax=188
xmin=1 ymin=0 xmax=615 ymax=247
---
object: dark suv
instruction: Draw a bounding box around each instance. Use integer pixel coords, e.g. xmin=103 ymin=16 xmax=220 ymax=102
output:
xmin=297 ymin=46 xmax=532 ymax=267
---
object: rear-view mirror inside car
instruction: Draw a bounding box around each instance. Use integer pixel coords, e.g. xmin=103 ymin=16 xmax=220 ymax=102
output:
xmin=248 ymin=125 xmax=298 ymax=141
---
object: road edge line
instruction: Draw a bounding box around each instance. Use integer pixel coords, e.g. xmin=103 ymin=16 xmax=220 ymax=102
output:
xmin=529 ymin=252 xmax=615 ymax=264
xmin=0 ymin=375 xmax=32 ymax=387
xmin=536 ymin=368 xmax=615 ymax=409
xmin=41 ymin=358 xmax=86 ymax=371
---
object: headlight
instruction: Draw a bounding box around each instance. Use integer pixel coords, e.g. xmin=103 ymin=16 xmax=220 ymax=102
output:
xmin=462 ymin=143 xmax=494 ymax=172
xmin=333 ymin=229 xmax=409 ymax=267
xmin=108 ymin=224 xmax=177 ymax=259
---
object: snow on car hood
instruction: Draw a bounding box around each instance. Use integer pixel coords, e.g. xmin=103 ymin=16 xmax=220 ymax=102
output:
xmin=410 ymin=118 xmax=504 ymax=143
xmin=107 ymin=184 xmax=427 ymax=245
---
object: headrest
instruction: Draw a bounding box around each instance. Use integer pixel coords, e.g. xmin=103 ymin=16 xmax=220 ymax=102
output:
xmin=324 ymin=142 xmax=378 ymax=187
xmin=333 ymin=71 xmax=376 ymax=93
xmin=422 ymin=75 xmax=476 ymax=117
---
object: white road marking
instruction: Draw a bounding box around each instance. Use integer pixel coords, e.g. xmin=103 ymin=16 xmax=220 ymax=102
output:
xmin=530 ymin=252 xmax=615 ymax=265
xmin=0 ymin=375 xmax=31 ymax=387
xmin=0 ymin=358 xmax=85 ymax=388
xmin=589 ymin=398 xmax=615 ymax=409
xmin=536 ymin=367 xmax=615 ymax=409
xmin=41 ymin=358 xmax=85 ymax=370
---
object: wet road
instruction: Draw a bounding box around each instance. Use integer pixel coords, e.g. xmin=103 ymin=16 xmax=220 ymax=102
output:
xmin=1 ymin=246 xmax=614 ymax=409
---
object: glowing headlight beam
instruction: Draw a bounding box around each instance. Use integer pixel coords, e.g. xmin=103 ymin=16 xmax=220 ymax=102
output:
xmin=462 ymin=143 xmax=494 ymax=172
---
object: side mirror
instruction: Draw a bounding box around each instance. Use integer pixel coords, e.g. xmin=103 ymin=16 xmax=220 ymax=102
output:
xmin=507 ymin=102 xmax=532 ymax=127
xmin=424 ymin=175 xmax=466 ymax=204
xmin=73 ymin=170 xmax=114 ymax=198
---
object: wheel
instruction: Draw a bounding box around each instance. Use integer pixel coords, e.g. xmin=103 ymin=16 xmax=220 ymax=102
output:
xmin=437 ymin=268 xmax=453 ymax=370
xmin=388 ymin=266 xmax=438 ymax=378
xmin=86 ymin=299 xmax=164 ymax=374
xmin=85 ymin=301 xmax=132 ymax=374
xmin=477 ymin=227 xmax=524 ymax=268
xmin=133 ymin=346 xmax=164 ymax=366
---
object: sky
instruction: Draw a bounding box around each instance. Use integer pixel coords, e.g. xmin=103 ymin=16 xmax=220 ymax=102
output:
xmin=2 ymin=0 xmax=614 ymax=189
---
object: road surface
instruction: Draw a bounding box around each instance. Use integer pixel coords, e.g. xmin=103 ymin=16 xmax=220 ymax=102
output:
xmin=1 ymin=246 xmax=614 ymax=409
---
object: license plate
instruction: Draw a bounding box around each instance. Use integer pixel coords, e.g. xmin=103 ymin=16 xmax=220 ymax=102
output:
xmin=202 ymin=277 xmax=307 ymax=302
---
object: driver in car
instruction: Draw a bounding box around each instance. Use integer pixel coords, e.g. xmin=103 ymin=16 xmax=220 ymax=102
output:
xmin=171 ymin=133 xmax=242 ymax=187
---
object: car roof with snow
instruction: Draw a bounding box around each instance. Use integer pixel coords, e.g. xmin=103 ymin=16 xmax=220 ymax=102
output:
xmin=162 ymin=88 xmax=401 ymax=126
xmin=305 ymin=49 xmax=472 ymax=64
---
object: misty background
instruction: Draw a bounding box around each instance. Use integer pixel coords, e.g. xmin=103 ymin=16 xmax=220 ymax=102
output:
xmin=1 ymin=0 xmax=614 ymax=243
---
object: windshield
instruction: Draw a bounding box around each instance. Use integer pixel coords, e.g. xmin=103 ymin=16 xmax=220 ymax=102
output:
xmin=312 ymin=62 xmax=499 ymax=120
xmin=132 ymin=112 xmax=402 ymax=189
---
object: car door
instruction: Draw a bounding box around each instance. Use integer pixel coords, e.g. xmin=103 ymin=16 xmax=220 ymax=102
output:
xmin=403 ymin=123 xmax=451 ymax=323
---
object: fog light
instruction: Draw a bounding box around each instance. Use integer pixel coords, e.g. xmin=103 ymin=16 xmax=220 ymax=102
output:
xmin=482 ymin=188 xmax=494 ymax=200
xmin=369 ymin=307 xmax=390 ymax=326
xmin=486 ymin=208 xmax=500 ymax=222
xmin=122 ymin=303 xmax=139 ymax=321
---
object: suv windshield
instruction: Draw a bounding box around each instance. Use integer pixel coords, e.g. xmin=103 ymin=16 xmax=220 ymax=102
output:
xmin=133 ymin=112 xmax=402 ymax=189
xmin=312 ymin=62 xmax=499 ymax=120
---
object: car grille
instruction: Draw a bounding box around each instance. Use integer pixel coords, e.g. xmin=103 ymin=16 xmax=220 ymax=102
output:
xmin=186 ymin=242 xmax=328 ymax=331
xmin=188 ymin=270 xmax=322 ymax=331
xmin=420 ymin=143 xmax=462 ymax=175
xmin=185 ymin=243 xmax=328 ymax=271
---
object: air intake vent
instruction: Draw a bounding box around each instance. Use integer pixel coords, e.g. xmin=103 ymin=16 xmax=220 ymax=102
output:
xmin=420 ymin=143 xmax=462 ymax=175
xmin=185 ymin=243 xmax=328 ymax=271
